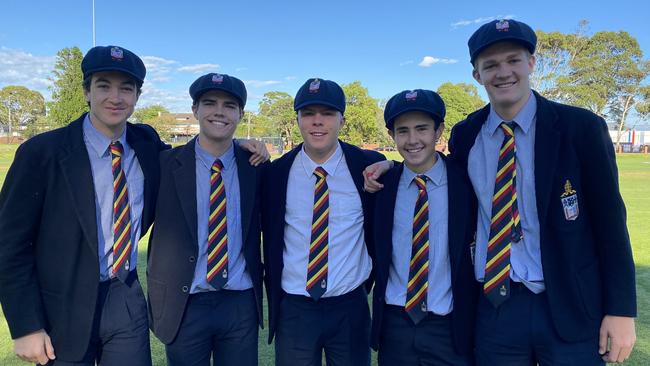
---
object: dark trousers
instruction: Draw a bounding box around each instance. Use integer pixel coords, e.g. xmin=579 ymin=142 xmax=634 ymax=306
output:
xmin=377 ymin=305 xmax=473 ymax=366
xmin=165 ymin=289 xmax=258 ymax=366
xmin=48 ymin=271 xmax=151 ymax=366
xmin=475 ymin=282 xmax=604 ymax=366
xmin=275 ymin=286 xmax=371 ymax=366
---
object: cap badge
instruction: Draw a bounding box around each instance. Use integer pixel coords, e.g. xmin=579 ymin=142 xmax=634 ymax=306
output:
xmin=405 ymin=91 xmax=418 ymax=101
xmin=212 ymin=74 xmax=224 ymax=84
xmin=496 ymin=20 xmax=510 ymax=32
xmin=309 ymin=79 xmax=321 ymax=93
xmin=110 ymin=47 xmax=124 ymax=60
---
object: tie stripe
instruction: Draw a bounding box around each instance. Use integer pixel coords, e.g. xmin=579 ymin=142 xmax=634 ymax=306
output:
xmin=484 ymin=122 xmax=522 ymax=307
xmin=307 ymin=167 xmax=329 ymax=300
xmin=207 ymin=159 xmax=228 ymax=289
xmin=110 ymin=141 xmax=132 ymax=282
xmin=405 ymin=175 xmax=429 ymax=324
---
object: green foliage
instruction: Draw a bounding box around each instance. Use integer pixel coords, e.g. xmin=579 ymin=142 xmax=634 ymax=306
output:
xmin=47 ymin=47 xmax=88 ymax=127
xmin=258 ymin=91 xmax=299 ymax=148
xmin=132 ymin=104 xmax=174 ymax=141
xmin=133 ymin=104 xmax=169 ymax=122
xmin=340 ymin=81 xmax=381 ymax=145
xmin=0 ymin=86 xmax=46 ymax=137
xmin=234 ymin=111 xmax=273 ymax=139
xmin=436 ymin=82 xmax=485 ymax=143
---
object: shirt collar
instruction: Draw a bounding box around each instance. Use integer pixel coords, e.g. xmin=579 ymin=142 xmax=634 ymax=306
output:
xmin=403 ymin=152 xmax=446 ymax=188
xmin=195 ymin=136 xmax=236 ymax=171
xmin=83 ymin=113 xmax=127 ymax=158
xmin=487 ymin=90 xmax=536 ymax=136
xmin=300 ymin=141 xmax=343 ymax=178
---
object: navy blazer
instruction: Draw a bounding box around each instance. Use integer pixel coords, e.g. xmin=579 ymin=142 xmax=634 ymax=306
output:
xmin=261 ymin=141 xmax=385 ymax=343
xmin=0 ymin=114 xmax=167 ymax=360
xmin=370 ymin=155 xmax=478 ymax=355
xmin=448 ymin=91 xmax=636 ymax=342
xmin=147 ymin=138 xmax=267 ymax=344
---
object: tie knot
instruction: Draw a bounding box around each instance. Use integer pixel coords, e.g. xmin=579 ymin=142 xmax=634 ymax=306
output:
xmin=414 ymin=175 xmax=427 ymax=190
xmin=500 ymin=121 xmax=517 ymax=137
xmin=314 ymin=167 xmax=327 ymax=180
xmin=109 ymin=141 xmax=123 ymax=157
xmin=212 ymin=159 xmax=224 ymax=172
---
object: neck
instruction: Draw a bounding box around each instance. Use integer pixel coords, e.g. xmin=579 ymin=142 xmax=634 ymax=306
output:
xmin=406 ymin=151 xmax=438 ymax=174
xmin=198 ymin=134 xmax=232 ymax=157
xmin=89 ymin=114 xmax=125 ymax=141
xmin=492 ymin=92 xmax=532 ymax=121
xmin=304 ymin=145 xmax=337 ymax=165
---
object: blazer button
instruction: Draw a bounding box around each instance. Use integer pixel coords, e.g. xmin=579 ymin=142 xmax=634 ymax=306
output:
xmin=182 ymin=286 xmax=189 ymax=293
xmin=189 ymin=256 xmax=195 ymax=262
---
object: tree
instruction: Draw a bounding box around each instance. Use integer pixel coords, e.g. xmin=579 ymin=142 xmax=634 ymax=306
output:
xmin=0 ymin=86 xmax=46 ymax=139
xmin=133 ymin=104 xmax=174 ymax=141
xmin=258 ymin=91 xmax=297 ymax=150
xmin=340 ymin=81 xmax=381 ymax=145
xmin=235 ymin=111 xmax=273 ymax=139
xmin=437 ymin=82 xmax=485 ymax=143
xmin=48 ymin=47 xmax=87 ymax=127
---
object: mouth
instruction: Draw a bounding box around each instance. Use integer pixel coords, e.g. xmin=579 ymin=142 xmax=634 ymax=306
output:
xmin=405 ymin=146 xmax=424 ymax=153
xmin=494 ymin=81 xmax=517 ymax=89
xmin=310 ymin=132 xmax=327 ymax=137
xmin=208 ymin=120 xmax=229 ymax=127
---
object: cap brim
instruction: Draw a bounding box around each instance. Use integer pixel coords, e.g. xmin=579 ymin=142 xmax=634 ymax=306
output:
xmin=471 ymin=38 xmax=535 ymax=63
xmin=84 ymin=66 xmax=144 ymax=84
xmin=192 ymin=86 xmax=245 ymax=108
xmin=294 ymin=100 xmax=344 ymax=113
xmin=386 ymin=107 xmax=443 ymax=128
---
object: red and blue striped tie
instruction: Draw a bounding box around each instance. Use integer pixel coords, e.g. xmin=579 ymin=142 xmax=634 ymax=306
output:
xmin=207 ymin=159 xmax=228 ymax=289
xmin=307 ymin=167 xmax=329 ymax=300
xmin=110 ymin=141 xmax=132 ymax=282
xmin=484 ymin=122 xmax=523 ymax=307
xmin=405 ymin=175 xmax=429 ymax=324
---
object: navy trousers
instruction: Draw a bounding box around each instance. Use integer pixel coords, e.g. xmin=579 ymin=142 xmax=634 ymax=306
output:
xmin=165 ymin=289 xmax=258 ymax=366
xmin=47 ymin=271 xmax=151 ymax=366
xmin=377 ymin=305 xmax=473 ymax=366
xmin=275 ymin=286 xmax=371 ymax=366
xmin=475 ymin=282 xmax=604 ymax=366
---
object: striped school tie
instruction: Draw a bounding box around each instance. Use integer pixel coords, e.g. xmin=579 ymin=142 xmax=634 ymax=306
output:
xmin=405 ymin=175 xmax=429 ymax=324
xmin=484 ymin=122 xmax=523 ymax=307
xmin=306 ymin=167 xmax=329 ymax=300
xmin=110 ymin=141 xmax=132 ymax=282
xmin=207 ymin=159 xmax=228 ymax=289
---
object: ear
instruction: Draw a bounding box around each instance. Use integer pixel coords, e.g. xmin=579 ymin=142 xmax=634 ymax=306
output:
xmin=84 ymin=88 xmax=91 ymax=103
xmin=435 ymin=122 xmax=445 ymax=141
xmin=192 ymin=104 xmax=199 ymax=120
xmin=388 ymin=129 xmax=395 ymax=141
xmin=527 ymin=53 xmax=536 ymax=75
xmin=472 ymin=68 xmax=484 ymax=85
xmin=339 ymin=114 xmax=346 ymax=129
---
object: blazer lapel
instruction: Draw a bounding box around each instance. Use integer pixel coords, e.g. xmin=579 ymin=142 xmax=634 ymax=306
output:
xmin=235 ymin=144 xmax=255 ymax=248
xmin=445 ymin=157 xmax=469 ymax=278
xmin=339 ymin=141 xmax=365 ymax=196
xmin=377 ymin=164 xmax=402 ymax=276
xmin=533 ymin=92 xmax=560 ymax=227
xmin=126 ymin=123 xmax=159 ymax=233
xmin=173 ymin=138 xmax=199 ymax=246
xmin=58 ymin=115 xmax=99 ymax=256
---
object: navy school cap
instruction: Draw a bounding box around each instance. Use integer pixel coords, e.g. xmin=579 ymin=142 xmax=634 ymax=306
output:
xmin=81 ymin=45 xmax=146 ymax=85
xmin=468 ymin=19 xmax=537 ymax=64
xmin=189 ymin=73 xmax=247 ymax=108
xmin=384 ymin=89 xmax=446 ymax=130
xmin=294 ymin=78 xmax=346 ymax=113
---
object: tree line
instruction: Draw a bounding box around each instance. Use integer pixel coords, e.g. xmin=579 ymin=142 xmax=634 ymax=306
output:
xmin=1 ymin=21 xmax=648 ymax=147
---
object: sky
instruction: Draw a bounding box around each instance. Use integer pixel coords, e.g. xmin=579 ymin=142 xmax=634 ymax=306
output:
xmin=1 ymin=0 xmax=649 ymax=115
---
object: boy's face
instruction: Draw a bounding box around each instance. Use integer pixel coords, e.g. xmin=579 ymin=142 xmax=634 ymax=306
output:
xmin=389 ymin=111 xmax=443 ymax=173
xmin=193 ymin=89 xmax=242 ymax=144
xmin=297 ymin=105 xmax=345 ymax=162
xmin=473 ymin=41 xmax=535 ymax=115
xmin=84 ymin=71 xmax=139 ymax=136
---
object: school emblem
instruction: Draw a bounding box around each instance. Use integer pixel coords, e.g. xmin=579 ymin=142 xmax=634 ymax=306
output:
xmin=222 ymin=269 xmax=228 ymax=278
xmin=110 ymin=46 xmax=124 ymax=60
xmin=309 ymin=79 xmax=321 ymax=93
xmin=321 ymin=279 xmax=327 ymax=289
xmin=499 ymin=285 xmax=507 ymax=296
xmin=212 ymin=74 xmax=224 ymax=84
xmin=124 ymin=260 xmax=129 ymax=270
xmin=405 ymin=91 xmax=418 ymax=101
xmin=560 ymin=179 xmax=579 ymax=221
xmin=420 ymin=302 xmax=427 ymax=312
xmin=496 ymin=20 xmax=510 ymax=32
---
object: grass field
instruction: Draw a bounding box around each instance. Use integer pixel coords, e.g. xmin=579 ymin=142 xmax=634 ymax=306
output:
xmin=0 ymin=144 xmax=647 ymax=365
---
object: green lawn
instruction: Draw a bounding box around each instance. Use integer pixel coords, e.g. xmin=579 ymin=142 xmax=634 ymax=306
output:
xmin=0 ymin=145 xmax=647 ymax=365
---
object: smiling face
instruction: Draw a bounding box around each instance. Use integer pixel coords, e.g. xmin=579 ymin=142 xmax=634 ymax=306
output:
xmin=193 ymin=89 xmax=243 ymax=147
xmin=297 ymin=104 xmax=345 ymax=164
xmin=472 ymin=41 xmax=535 ymax=120
xmin=389 ymin=111 xmax=443 ymax=174
xmin=84 ymin=71 xmax=139 ymax=138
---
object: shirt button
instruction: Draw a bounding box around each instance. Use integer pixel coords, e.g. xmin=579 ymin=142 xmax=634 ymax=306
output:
xmin=189 ymin=256 xmax=195 ymax=263
xmin=182 ymin=286 xmax=189 ymax=293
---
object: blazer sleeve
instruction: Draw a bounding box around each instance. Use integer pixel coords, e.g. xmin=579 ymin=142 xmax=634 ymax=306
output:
xmin=578 ymin=115 xmax=636 ymax=317
xmin=0 ymin=141 xmax=48 ymax=338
